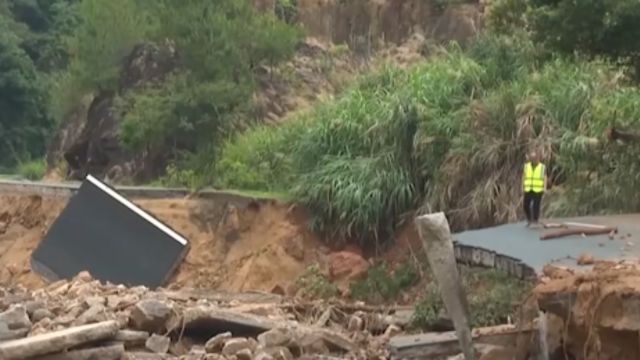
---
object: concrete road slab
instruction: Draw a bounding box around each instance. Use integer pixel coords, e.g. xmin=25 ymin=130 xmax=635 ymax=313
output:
xmin=453 ymin=214 xmax=640 ymax=274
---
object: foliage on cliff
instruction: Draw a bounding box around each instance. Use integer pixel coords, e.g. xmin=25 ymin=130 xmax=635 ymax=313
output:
xmin=0 ymin=0 xmax=301 ymax=170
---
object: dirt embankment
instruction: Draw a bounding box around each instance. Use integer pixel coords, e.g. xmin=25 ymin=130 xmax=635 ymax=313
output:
xmin=0 ymin=193 xmax=330 ymax=293
xmin=536 ymin=263 xmax=640 ymax=360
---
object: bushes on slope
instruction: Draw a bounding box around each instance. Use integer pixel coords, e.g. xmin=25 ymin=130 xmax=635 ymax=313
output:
xmin=217 ymin=33 xmax=640 ymax=247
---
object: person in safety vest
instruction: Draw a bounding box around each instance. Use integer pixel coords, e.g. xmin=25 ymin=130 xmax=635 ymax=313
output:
xmin=522 ymin=150 xmax=547 ymax=227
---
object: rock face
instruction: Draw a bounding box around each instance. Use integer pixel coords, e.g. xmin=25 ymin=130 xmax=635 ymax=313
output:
xmin=259 ymin=0 xmax=483 ymax=48
xmin=48 ymin=41 xmax=178 ymax=183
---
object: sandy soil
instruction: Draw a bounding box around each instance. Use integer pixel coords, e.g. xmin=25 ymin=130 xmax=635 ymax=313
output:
xmin=0 ymin=194 xmax=327 ymax=293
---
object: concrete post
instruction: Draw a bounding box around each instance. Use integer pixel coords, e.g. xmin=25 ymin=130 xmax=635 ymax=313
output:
xmin=415 ymin=212 xmax=476 ymax=360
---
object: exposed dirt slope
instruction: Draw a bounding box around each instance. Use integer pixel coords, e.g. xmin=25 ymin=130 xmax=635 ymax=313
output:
xmin=256 ymin=0 xmax=483 ymax=47
xmin=0 ymin=194 xmax=327 ymax=293
xmin=536 ymin=263 xmax=640 ymax=360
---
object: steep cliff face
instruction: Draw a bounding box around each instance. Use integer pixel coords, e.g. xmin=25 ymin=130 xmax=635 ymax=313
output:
xmin=258 ymin=0 xmax=483 ymax=49
xmin=46 ymin=42 xmax=179 ymax=183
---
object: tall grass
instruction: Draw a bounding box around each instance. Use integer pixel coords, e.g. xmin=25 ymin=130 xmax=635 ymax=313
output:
xmin=217 ymin=33 xmax=640 ymax=246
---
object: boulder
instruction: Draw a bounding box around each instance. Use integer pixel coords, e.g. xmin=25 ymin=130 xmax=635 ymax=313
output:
xmin=205 ymin=332 xmax=232 ymax=353
xmin=0 ymin=305 xmax=31 ymax=330
xmin=31 ymin=309 xmax=54 ymax=323
xmin=257 ymin=328 xmax=292 ymax=348
xmin=236 ymin=348 xmax=253 ymax=360
xmin=577 ymin=253 xmax=596 ymax=266
xmin=254 ymin=352 xmax=275 ymax=360
xmin=146 ymin=334 xmax=171 ymax=354
xmin=24 ymin=301 xmax=46 ymax=316
xmin=129 ymin=300 xmax=172 ymax=333
xmin=144 ymin=334 xmax=171 ymax=354
xmin=260 ymin=346 xmax=294 ymax=360
xmin=74 ymin=304 xmax=107 ymax=325
xmin=221 ymin=338 xmax=251 ymax=356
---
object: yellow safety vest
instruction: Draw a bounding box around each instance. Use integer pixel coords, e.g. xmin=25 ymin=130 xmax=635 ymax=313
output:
xmin=523 ymin=162 xmax=545 ymax=193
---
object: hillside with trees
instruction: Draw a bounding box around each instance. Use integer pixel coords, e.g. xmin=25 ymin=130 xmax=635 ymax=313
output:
xmin=2 ymin=0 xmax=640 ymax=248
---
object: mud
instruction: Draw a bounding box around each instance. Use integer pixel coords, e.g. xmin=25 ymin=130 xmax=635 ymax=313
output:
xmin=0 ymin=194 xmax=328 ymax=293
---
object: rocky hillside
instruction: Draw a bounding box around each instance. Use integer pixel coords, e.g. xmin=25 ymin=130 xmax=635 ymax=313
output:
xmin=44 ymin=0 xmax=483 ymax=184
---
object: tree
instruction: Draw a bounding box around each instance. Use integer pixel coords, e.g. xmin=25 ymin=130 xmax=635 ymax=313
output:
xmin=0 ymin=0 xmax=79 ymax=70
xmin=489 ymin=0 xmax=640 ymax=77
xmin=65 ymin=0 xmax=146 ymax=92
xmin=0 ymin=27 xmax=51 ymax=166
xmin=119 ymin=0 xmax=302 ymax=154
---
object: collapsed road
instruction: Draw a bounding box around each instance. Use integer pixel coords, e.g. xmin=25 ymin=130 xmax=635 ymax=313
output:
xmin=454 ymin=214 xmax=640 ymax=275
xmin=0 ymin=177 xmax=638 ymax=359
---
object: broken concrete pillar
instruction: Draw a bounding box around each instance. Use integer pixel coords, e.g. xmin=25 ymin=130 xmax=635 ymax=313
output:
xmin=416 ymin=212 xmax=475 ymax=360
xmin=0 ymin=320 xmax=119 ymax=360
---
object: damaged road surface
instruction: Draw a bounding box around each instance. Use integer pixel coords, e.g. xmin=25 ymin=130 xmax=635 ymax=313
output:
xmin=31 ymin=175 xmax=190 ymax=288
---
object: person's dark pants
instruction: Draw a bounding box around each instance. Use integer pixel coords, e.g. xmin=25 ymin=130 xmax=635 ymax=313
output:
xmin=523 ymin=191 xmax=543 ymax=223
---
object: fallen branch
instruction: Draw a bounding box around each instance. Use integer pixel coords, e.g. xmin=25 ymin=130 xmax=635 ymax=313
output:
xmin=540 ymin=227 xmax=617 ymax=241
xmin=314 ymin=306 xmax=334 ymax=327
xmin=607 ymin=127 xmax=640 ymax=143
xmin=562 ymin=222 xmax=609 ymax=230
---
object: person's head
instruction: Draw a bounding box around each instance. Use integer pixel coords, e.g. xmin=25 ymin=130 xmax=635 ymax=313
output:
xmin=529 ymin=150 xmax=540 ymax=164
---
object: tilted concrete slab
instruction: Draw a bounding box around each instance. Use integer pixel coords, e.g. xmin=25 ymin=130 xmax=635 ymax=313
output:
xmin=453 ymin=214 xmax=640 ymax=275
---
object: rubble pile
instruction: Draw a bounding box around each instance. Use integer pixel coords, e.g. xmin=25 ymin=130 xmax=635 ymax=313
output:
xmin=0 ymin=272 xmax=406 ymax=360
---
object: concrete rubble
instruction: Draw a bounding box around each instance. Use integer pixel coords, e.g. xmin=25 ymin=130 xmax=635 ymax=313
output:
xmin=0 ymin=272 xmax=396 ymax=360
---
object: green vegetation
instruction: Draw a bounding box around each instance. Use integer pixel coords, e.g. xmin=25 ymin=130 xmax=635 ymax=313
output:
xmin=17 ymin=159 xmax=46 ymax=180
xmin=219 ymin=32 xmax=640 ymax=245
xmin=488 ymin=0 xmax=640 ymax=77
xmin=295 ymin=264 xmax=339 ymax=300
xmin=412 ymin=267 xmax=532 ymax=328
xmin=0 ymin=26 xmax=50 ymax=166
xmin=0 ymin=0 xmax=73 ymax=167
xmin=59 ymin=0 xmax=301 ymax=183
xmin=0 ymin=0 xmax=301 ymax=178
xmin=350 ymin=262 xmax=420 ymax=304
